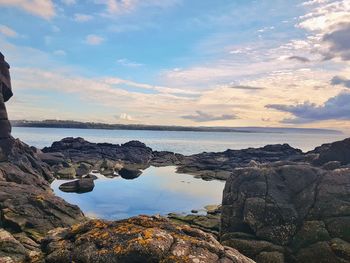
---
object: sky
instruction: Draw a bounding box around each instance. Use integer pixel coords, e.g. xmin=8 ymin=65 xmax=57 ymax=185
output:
xmin=0 ymin=0 xmax=349 ymax=131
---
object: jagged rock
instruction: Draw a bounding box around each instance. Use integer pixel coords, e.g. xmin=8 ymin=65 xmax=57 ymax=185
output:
xmin=221 ymin=162 xmax=350 ymax=262
xmin=0 ymin=138 xmax=85 ymax=262
xmin=0 ymin=229 xmax=27 ymax=263
xmin=311 ymin=138 xmax=350 ymax=165
xmin=59 ymin=178 xmax=95 ymax=193
xmin=177 ymin=144 xmax=302 ymax=180
xmin=42 ymin=215 xmax=255 ymax=263
xmin=43 ymin=137 xmax=154 ymax=168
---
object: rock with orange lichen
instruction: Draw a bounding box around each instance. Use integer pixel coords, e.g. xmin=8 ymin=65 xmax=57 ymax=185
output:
xmin=42 ymin=215 xmax=255 ymax=263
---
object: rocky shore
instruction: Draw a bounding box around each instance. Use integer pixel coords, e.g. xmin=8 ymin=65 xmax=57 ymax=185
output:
xmin=0 ymin=135 xmax=349 ymax=262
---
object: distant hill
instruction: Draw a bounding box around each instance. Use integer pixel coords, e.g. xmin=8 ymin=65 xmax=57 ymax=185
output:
xmin=11 ymin=120 xmax=342 ymax=134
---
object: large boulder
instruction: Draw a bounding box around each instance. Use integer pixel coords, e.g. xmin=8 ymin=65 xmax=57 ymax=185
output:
xmin=221 ymin=163 xmax=350 ymax=262
xmin=42 ymin=215 xmax=255 ymax=263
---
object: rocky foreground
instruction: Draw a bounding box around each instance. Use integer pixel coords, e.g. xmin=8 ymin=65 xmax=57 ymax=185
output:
xmin=0 ymin=136 xmax=349 ymax=262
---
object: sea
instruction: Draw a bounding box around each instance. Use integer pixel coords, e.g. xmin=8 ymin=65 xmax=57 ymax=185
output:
xmin=12 ymin=127 xmax=348 ymax=220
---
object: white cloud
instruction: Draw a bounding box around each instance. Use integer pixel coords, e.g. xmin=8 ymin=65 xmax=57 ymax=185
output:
xmin=118 ymin=113 xmax=133 ymax=121
xmin=0 ymin=0 xmax=55 ymax=19
xmin=85 ymin=34 xmax=105 ymax=45
xmin=117 ymin=58 xmax=143 ymax=67
xmin=74 ymin=13 xmax=94 ymax=22
xmin=53 ymin=50 xmax=66 ymax=56
xmin=0 ymin=25 xmax=18 ymax=38
xmin=97 ymin=0 xmax=180 ymax=15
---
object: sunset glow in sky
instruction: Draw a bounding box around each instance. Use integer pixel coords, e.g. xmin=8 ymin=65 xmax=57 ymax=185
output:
xmin=0 ymin=0 xmax=349 ymax=131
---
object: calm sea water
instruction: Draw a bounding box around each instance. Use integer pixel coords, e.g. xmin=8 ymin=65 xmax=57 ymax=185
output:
xmin=12 ymin=127 xmax=347 ymax=155
xmin=51 ymin=166 xmax=225 ymax=220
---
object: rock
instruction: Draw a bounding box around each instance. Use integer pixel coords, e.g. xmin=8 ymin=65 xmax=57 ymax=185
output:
xmin=119 ymin=168 xmax=142 ymax=180
xmin=168 ymin=213 xmax=221 ymax=234
xmin=296 ymin=241 xmax=345 ymax=263
xmin=43 ymin=137 xmax=154 ymax=168
xmin=325 ymin=217 xmax=350 ymax=242
xmin=59 ymin=178 xmax=95 ymax=193
xmin=291 ymin=221 xmax=330 ymax=251
xmin=0 ymin=138 xmax=85 ymax=261
xmin=85 ymin=173 xmax=99 ymax=180
xmin=37 ymin=152 xmax=66 ymax=166
xmin=191 ymin=210 xmax=198 ymax=214
xmin=0 ymin=52 xmax=12 ymax=146
xmin=56 ymin=166 xmax=76 ymax=179
xmin=151 ymin=151 xmax=185 ymax=166
xmin=221 ymin=238 xmax=284 ymax=259
xmin=255 ymin=251 xmax=284 ymax=263
xmin=42 ymin=216 xmax=255 ymax=263
xmin=221 ymin=163 xmax=350 ymax=262
xmin=322 ymin=161 xmax=341 ymax=170
xmin=205 ymin=204 xmax=221 ymax=215
xmin=0 ymin=229 xmax=27 ymax=263
xmin=76 ymin=162 xmax=92 ymax=176
xmin=177 ymin=144 xmax=302 ymax=180
xmin=312 ymin=138 xmax=350 ymax=165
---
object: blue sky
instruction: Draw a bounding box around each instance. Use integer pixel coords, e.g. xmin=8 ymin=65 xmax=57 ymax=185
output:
xmin=0 ymin=0 xmax=349 ymax=131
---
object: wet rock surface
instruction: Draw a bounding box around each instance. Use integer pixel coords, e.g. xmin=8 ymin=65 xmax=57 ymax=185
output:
xmin=42 ymin=215 xmax=254 ymax=263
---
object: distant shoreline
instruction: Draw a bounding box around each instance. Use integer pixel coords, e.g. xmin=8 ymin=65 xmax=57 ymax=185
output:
xmin=11 ymin=120 xmax=342 ymax=135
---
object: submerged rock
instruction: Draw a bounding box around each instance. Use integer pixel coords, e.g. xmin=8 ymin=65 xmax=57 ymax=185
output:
xmin=42 ymin=215 xmax=255 ymax=263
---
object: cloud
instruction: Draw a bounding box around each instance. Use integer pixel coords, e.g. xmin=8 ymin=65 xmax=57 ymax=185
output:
xmin=74 ymin=13 xmax=94 ymax=22
xmin=331 ymin=76 xmax=350 ymax=88
xmin=266 ymin=92 xmax=350 ymax=123
xmin=53 ymin=50 xmax=66 ymax=56
xmin=323 ymin=23 xmax=350 ymax=61
xmin=298 ymin=0 xmax=350 ymax=61
xmin=287 ymin=56 xmax=311 ymax=63
xmin=182 ymin=110 xmax=237 ymax=122
xmin=0 ymin=25 xmax=18 ymax=38
xmin=117 ymin=58 xmax=143 ymax=67
xmin=117 ymin=113 xmax=133 ymax=121
xmin=85 ymin=34 xmax=105 ymax=45
xmin=97 ymin=0 xmax=180 ymax=15
xmin=0 ymin=0 xmax=55 ymax=19
xmin=228 ymin=85 xmax=264 ymax=91
xmin=61 ymin=0 xmax=76 ymax=5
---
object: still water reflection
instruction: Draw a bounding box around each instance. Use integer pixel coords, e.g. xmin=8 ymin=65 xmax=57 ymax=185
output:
xmin=52 ymin=166 xmax=225 ymax=220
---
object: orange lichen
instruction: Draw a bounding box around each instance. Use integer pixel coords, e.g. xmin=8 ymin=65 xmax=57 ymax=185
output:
xmin=35 ymin=194 xmax=45 ymax=202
